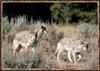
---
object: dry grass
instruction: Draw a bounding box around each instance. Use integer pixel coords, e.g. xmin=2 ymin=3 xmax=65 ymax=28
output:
xmin=1 ymin=16 xmax=99 ymax=70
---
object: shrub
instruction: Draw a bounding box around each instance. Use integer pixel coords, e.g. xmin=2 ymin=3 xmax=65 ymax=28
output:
xmin=45 ymin=59 xmax=56 ymax=69
xmin=60 ymin=51 xmax=68 ymax=62
xmin=50 ymin=3 xmax=97 ymax=23
xmin=80 ymin=55 xmax=99 ymax=70
xmin=2 ymin=17 xmax=10 ymax=34
xmin=4 ymin=59 xmax=17 ymax=68
xmin=3 ymin=48 xmax=44 ymax=69
xmin=31 ymin=52 xmax=44 ymax=68
xmin=7 ymin=33 xmax=14 ymax=43
xmin=48 ymin=28 xmax=64 ymax=46
xmin=75 ymin=23 xmax=98 ymax=42
xmin=2 ymin=15 xmax=99 ymax=70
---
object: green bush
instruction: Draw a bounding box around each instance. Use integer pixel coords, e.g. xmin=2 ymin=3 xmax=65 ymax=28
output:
xmin=50 ymin=3 xmax=97 ymax=23
xmin=31 ymin=52 xmax=44 ymax=68
xmin=2 ymin=17 xmax=10 ymax=34
xmin=75 ymin=23 xmax=98 ymax=42
xmin=48 ymin=29 xmax=64 ymax=45
xmin=7 ymin=34 xmax=14 ymax=43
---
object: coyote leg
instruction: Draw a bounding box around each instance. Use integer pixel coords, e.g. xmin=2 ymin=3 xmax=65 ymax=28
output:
xmin=72 ymin=51 xmax=77 ymax=63
xmin=57 ymin=50 xmax=62 ymax=61
xmin=55 ymin=48 xmax=58 ymax=56
xmin=68 ymin=52 xmax=73 ymax=62
xmin=13 ymin=39 xmax=20 ymax=55
xmin=32 ymin=47 xmax=35 ymax=53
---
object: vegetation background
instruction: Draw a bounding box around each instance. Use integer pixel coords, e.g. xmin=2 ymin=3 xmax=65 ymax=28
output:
xmin=2 ymin=2 xmax=99 ymax=70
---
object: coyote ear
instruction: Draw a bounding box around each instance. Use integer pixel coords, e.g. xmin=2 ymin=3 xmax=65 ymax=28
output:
xmin=81 ymin=41 xmax=89 ymax=49
xmin=41 ymin=26 xmax=46 ymax=30
xmin=81 ymin=41 xmax=89 ymax=44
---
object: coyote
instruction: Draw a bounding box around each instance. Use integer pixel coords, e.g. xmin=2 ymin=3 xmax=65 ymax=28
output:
xmin=13 ymin=26 xmax=47 ymax=55
xmin=55 ymin=37 xmax=88 ymax=63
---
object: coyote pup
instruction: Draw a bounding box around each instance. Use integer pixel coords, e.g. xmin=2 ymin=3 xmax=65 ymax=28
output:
xmin=13 ymin=26 xmax=47 ymax=55
xmin=55 ymin=38 xmax=88 ymax=63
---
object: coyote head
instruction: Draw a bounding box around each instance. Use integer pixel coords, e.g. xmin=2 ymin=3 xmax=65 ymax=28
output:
xmin=81 ymin=41 xmax=89 ymax=51
xmin=74 ymin=40 xmax=89 ymax=52
xmin=31 ymin=26 xmax=47 ymax=46
xmin=35 ymin=26 xmax=47 ymax=39
xmin=41 ymin=25 xmax=47 ymax=34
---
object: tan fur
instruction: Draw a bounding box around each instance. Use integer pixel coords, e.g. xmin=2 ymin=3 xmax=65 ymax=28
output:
xmin=13 ymin=26 xmax=47 ymax=55
xmin=56 ymin=37 xmax=87 ymax=63
xmin=13 ymin=31 xmax=35 ymax=55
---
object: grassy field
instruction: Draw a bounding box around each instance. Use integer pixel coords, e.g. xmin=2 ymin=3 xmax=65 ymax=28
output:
xmin=1 ymin=16 xmax=99 ymax=70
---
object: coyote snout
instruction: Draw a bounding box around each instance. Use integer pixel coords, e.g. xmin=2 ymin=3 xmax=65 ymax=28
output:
xmin=13 ymin=26 xmax=47 ymax=55
xmin=55 ymin=38 xmax=88 ymax=63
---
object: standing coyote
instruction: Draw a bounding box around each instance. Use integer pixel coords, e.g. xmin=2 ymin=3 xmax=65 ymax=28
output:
xmin=13 ymin=26 xmax=47 ymax=55
xmin=55 ymin=38 xmax=88 ymax=63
